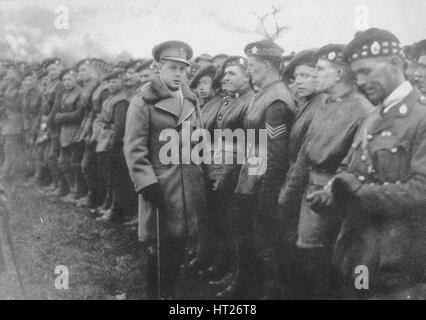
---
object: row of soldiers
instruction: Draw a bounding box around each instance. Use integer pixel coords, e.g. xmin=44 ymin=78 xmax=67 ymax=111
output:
xmin=0 ymin=56 xmax=160 ymax=225
xmin=1 ymin=27 xmax=426 ymax=300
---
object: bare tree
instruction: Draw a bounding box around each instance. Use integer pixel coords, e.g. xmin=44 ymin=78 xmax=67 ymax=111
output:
xmin=253 ymin=4 xmax=288 ymax=42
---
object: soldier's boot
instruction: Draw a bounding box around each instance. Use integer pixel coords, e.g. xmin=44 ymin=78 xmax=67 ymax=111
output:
xmin=42 ymin=180 xmax=57 ymax=193
xmin=209 ymin=272 xmax=233 ymax=286
xmin=98 ymin=186 xmax=113 ymax=213
xmin=86 ymin=190 xmax=98 ymax=209
xmin=95 ymin=209 xmax=114 ymax=222
xmin=73 ymin=166 xmax=87 ymax=201
xmin=257 ymin=247 xmax=283 ymax=300
xmin=124 ymin=217 xmax=139 ymax=227
xmin=43 ymin=177 xmax=60 ymax=196
xmin=216 ymin=269 xmax=247 ymax=299
xmin=60 ymin=172 xmax=75 ymax=202
xmin=95 ymin=202 xmax=121 ymax=223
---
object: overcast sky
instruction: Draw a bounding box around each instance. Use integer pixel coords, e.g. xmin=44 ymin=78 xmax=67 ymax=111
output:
xmin=0 ymin=0 xmax=425 ymax=62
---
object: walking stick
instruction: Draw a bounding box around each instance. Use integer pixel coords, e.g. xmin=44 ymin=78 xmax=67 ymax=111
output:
xmin=155 ymin=206 xmax=161 ymax=300
xmin=0 ymin=194 xmax=27 ymax=299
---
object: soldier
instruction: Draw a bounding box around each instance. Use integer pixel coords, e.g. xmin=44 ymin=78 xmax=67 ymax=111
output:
xmin=279 ymin=44 xmax=373 ymax=299
xmin=0 ymin=63 xmax=25 ymax=184
xmin=21 ymin=70 xmax=43 ymax=181
xmin=38 ymin=71 xmax=51 ymax=93
xmin=212 ymin=54 xmax=229 ymax=69
xmin=189 ymin=64 xmax=216 ymax=107
xmin=194 ymin=53 xmax=213 ymax=68
xmin=201 ymin=56 xmax=254 ymax=284
xmin=221 ymin=40 xmax=295 ymax=299
xmin=92 ymin=62 xmax=126 ymax=217
xmin=187 ymin=61 xmax=200 ymax=82
xmin=282 ymin=49 xmax=326 ymax=161
xmin=308 ymin=28 xmax=426 ymax=299
xmin=124 ymin=40 xmax=206 ymax=299
xmin=403 ymin=44 xmax=418 ymax=85
xmin=95 ymin=70 xmax=136 ymax=223
xmin=413 ymin=39 xmax=426 ymax=95
xmin=65 ymin=58 xmax=97 ymax=205
xmin=135 ymin=59 xmax=157 ymax=87
xmin=123 ymin=59 xmax=144 ymax=100
xmin=40 ymin=58 xmax=65 ymax=196
xmin=183 ymin=65 xmax=230 ymax=274
xmin=76 ymin=58 xmax=111 ymax=210
xmin=85 ymin=68 xmax=111 ymax=213
xmin=54 ymin=68 xmax=83 ymax=200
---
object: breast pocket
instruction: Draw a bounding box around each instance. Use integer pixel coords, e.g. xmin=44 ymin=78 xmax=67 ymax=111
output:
xmin=370 ymin=136 xmax=410 ymax=183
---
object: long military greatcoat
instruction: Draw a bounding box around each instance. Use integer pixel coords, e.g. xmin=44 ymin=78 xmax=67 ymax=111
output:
xmin=124 ymin=76 xmax=206 ymax=242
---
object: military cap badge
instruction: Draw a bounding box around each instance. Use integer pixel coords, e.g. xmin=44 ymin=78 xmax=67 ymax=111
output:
xmin=371 ymin=41 xmax=381 ymax=55
xmin=328 ymin=51 xmax=336 ymax=60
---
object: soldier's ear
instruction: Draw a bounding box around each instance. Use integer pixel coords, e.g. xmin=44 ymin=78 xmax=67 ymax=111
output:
xmin=335 ymin=67 xmax=344 ymax=82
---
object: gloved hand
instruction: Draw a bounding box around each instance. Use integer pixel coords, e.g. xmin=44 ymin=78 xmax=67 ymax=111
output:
xmin=331 ymin=172 xmax=362 ymax=206
xmin=306 ymin=189 xmax=334 ymax=213
xmin=140 ymin=183 xmax=160 ymax=202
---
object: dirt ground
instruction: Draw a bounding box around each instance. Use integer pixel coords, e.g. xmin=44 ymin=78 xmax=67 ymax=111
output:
xmin=0 ymin=182 xmax=217 ymax=300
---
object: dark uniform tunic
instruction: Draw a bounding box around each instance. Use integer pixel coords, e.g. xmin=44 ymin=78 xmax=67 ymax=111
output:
xmin=289 ymin=93 xmax=327 ymax=162
xmin=200 ymin=94 xmax=226 ymax=129
xmin=199 ymin=88 xmax=253 ymax=272
xmin=330 ymin=84 xmax=426 ymax=297
xmin=234 ymin=79 xmax=295 ymax=295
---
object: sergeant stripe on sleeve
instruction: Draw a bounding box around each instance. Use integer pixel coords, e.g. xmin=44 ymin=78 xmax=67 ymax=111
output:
xmin=265 ymin=123 xmax=287 ymax=139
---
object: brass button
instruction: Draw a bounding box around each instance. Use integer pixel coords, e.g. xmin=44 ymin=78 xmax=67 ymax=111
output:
xmin=218 ymin=115 xmax=222 ymax=121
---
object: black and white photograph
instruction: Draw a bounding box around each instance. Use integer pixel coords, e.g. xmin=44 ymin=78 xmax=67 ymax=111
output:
xmin=0 ymin=0 xmax=426 ymax=303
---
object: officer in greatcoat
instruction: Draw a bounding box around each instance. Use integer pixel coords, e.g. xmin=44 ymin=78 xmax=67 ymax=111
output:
xmin=124 ymin=40 xmax=207 ymax=299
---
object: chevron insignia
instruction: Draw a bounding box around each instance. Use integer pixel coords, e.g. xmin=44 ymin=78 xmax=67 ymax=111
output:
xmin=265 ymin=123 xmax=287 ymax=139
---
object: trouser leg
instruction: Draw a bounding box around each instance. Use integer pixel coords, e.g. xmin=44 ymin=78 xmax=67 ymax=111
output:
xmin=110 ymin=148 xmax=137 ymax=218
xmin=98 ymin=152 xmax=112 ymax=210
xmin=145 ymin=238 xmax=187 ymax=300
xmin=58 ymin=145 xmax=74 ymax=194
xmin=82 ymin=143 xmax=101 ymax=208
xmin=47 ymin=136 xmax=66 ymax=193
xmin=71 ymin=141 xmax=87 ymax=199
xmin=218 ymin=194 xmax=257 ymax=298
